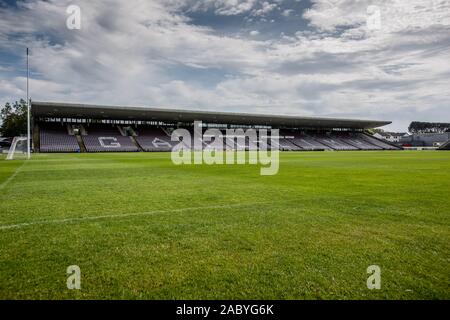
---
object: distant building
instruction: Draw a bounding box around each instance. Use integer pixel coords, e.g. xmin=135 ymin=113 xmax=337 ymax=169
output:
xmin=373 ymin=132 xmax=408 ymax=143
xmin=400 ymin=132 xmax=450 ymax=147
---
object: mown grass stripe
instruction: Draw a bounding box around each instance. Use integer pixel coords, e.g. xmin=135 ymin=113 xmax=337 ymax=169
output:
xmin=0 ymin=200 xmax=282 ymax=231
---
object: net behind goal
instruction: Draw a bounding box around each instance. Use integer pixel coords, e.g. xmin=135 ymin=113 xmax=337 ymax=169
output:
xmin=6 ymin=137 xmax=28 ymax=160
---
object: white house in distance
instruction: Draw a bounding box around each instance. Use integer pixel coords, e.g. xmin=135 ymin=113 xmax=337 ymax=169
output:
xmin=373 ymin=132 xmax=408 ymax=143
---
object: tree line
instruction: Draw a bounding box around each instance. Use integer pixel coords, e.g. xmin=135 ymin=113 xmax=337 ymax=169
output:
xmin=408 ymin=121 xmax=450 ymax=134
xmin=0 ymin=100 xmax=27 ymax=137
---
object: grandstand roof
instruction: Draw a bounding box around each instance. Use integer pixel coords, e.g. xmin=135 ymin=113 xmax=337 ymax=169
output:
xmin=31 ymin=101 xmax=391 ymax=129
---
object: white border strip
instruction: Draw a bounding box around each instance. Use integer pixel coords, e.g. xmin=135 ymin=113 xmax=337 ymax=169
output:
xmin=0 ymin=201 xmax=282 ymax=231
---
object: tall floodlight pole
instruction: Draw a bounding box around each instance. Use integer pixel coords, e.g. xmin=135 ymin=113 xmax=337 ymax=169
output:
xmin=26 ymin=48 xmax=30 ymax=159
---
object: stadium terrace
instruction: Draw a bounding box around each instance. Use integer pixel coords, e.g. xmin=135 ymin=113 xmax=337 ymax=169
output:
xmin=169 ymin=121 xmax=280 ymax=175
xmin=29 ymin=101 xmax=400 ymax=154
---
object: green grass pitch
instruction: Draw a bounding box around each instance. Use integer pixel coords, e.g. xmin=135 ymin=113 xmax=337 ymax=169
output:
xmin=0 ymin=151 xmax=449 ymax=299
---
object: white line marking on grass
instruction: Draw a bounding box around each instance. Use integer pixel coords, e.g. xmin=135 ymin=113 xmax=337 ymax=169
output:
xmin=0 ymin=161 xmax=26 ymax=192
xmin=0 ymin=201 xmax=288 ymax=231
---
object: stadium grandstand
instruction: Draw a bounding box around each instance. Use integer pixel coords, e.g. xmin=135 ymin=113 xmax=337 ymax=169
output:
xmin=400 ymin=132 xmax=450 ymax=148
xmin=439 ymin=139 xmax=450 ymax=150
xmin=30 ymin=101 xmax=400 ymax=153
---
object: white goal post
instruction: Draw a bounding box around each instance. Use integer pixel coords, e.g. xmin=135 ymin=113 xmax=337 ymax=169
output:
xmin=6 ymin=137 xmax=28 ymax=160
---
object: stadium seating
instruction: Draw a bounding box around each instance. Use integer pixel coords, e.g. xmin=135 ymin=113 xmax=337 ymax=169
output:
xmin=136 ymin=125 xmax=402 ymax=152
xmin=281 ymin=130 xmax=330 ymax=151
xmin=224 ymin=133 xmax=258 ymax=151
xmin=134 ymin=127 xmax=177 ymax=151
xmin=258 ymin=136 xmax=271 ymax=151
xmin=313 ymin=134 xmax=358 ymax=150
xmin=439 ymin=139 xmax=450 ymax=150
xmin=203 ymin=131 xmax=226 ymax=151
xmin=39 ymin=123 xmax=80 ymax=153
xmin=37 ymin=122 xmax=400 ymax=153
xmin=280 ymin=131 xmax=394 ymax=151
xmin=338 ymin=133 xmax=382 ymax=150
xmin=358 ymin=133 xmax=400 ymax=150
xmin=170 ymin=128 xmax=276 ymax=151
xmin=172 ymin=127 xmax=202 ymax=151
xmin=291 ymin=136 xmax=330 ymax=150
xmin=82 ymin=124 xmax=139 ymax=152
xmin=271 ymin=136 xmax=303 ymax=151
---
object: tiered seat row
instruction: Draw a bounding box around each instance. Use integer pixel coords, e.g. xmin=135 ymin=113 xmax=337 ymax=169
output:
xmin=37 ymin=123 xmax=400 ymax=152
xmin=271 ymin=137 xmax=302 ymax=151
xmin=134 ymin=128 xmax=399 ymax=151
xmin=358 ymin=134 xmax=399 ymax=150
xmin=134 ymin=127 xmax=176 ymax=151
xmin=339 ymin=134 xmax=382 ymax=150
xmin=310 ymin=135 xmax=358 ymax=150
xmin=439 ymin=139 xmax=450 ymax=150
xmin=82 ymin=124 xmax=139 ymax=152
xmin=39 ymin=123 xmax=80 ymax=153
xmin=281 ymin=131 xmax=330 ymax=151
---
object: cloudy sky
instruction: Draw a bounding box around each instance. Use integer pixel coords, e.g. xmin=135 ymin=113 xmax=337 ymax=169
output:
xmin=0 ymin=0 xmax=449 ymax=131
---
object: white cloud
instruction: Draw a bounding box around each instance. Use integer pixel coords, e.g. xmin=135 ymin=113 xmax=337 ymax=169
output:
xmin=177 ymin=0 xmax=259 ymax=16
xmin=303 ymin=0 xmax=450 ymax=32
xmin=282 ymin=9 xmax=293 ymax=17
xmin=0 ymin=0 xmax=449 ymax=131
xmin=252 ymin=1 xmax=278 ymax=16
